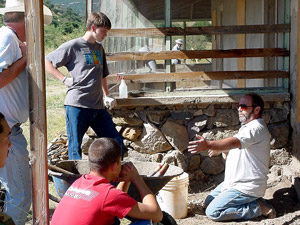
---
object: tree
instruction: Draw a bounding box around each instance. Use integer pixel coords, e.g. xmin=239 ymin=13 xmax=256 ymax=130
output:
xmin=43 ymin=2 xmax=85 ymax=50
xmin=0 ymin=0 xmax=4 ymax=26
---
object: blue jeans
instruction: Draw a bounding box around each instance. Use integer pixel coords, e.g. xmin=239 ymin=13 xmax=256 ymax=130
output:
xmin=205 ymin=182 xmax=262 ymax=221
xmin=65 ymin=106 xmax=124 ymax=160
xmin=0 ymin=126 xmax=32 ymax=225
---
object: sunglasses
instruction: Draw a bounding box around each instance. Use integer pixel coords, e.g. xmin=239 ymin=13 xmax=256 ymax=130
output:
xmin=238 ymin=104 xmax=256 ymax=111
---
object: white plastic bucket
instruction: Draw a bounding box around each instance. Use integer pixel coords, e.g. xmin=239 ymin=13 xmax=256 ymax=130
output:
xmin=156 ymin=172 xmax=189 ymax=219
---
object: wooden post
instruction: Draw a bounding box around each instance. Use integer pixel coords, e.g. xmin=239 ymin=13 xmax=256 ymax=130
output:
xmin=24 ymin=0 xmax=49 ymax=224
xmin=237 ymin=0 xmax=246 ymax=88
xmin=212 ymin=9 xmax=217 ymax=71
xmin=297 ymin=0 xmax=300 ymax=122
xmin=86 ymin=0 xmax=93 ymax=20
xmin=183 ymin=21 xmax=186 ymax=64
xmin=211 ymin=8 xmax=223 ymax=88
xmin=264 ymin=0 xmax=276 ymax=87
xmin=165 ymin=0 xmax=175 ymax=92
xmin=283 ymin=0 xmax=291 ymax=89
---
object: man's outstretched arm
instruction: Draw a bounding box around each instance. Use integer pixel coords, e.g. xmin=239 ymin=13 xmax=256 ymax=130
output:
xmin=188 ymin=134 xmax=241 ymax=154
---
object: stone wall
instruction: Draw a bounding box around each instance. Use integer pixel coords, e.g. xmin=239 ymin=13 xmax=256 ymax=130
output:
xmin=83 ymin=97 xmax=291 ymax=180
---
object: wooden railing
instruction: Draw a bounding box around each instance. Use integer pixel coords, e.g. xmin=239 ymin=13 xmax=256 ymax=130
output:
xmin=106 ymin=48 xmax=289 ymax=61
xmin=108 ymin=24 xmax=290 ymax=37
xmin=106 ymin=24 xmax=290 ymax=86
xmin=106 ymin=71 xmax=289 ymax=84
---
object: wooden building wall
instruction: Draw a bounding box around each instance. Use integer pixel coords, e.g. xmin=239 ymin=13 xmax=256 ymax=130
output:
xmin=97 ymin=0 xmax=155 ymax=75
xmin=211 ymin=0 xmax=289 ymax=88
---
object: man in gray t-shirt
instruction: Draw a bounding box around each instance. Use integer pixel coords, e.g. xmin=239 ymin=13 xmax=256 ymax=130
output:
xmin=45 ymin=12 xmax=123 ymax=160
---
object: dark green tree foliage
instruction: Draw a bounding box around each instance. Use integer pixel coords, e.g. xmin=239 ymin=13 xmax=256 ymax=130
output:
xmin=43 ymin=0 xmax=85 ymax=49
xmin=154 ymin=20 xmax=212 ymax=52
xmin=0 ymin=0 xmax=84 ymax=50
xmin=0 ymin=0 xmax=4 ymax=26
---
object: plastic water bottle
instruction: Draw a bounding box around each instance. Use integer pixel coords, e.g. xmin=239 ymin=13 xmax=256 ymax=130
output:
xmin=119 ymin=78 xmax=128 ymax=98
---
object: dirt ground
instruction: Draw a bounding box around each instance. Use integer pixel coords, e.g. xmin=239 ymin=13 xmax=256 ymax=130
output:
xmin=175 ymin=175 xmax=300 ymax=225
xmin=46 ymin=173 xmax=300 ymax=225
xmin=45 ymin=157 xmax=300 ymax=225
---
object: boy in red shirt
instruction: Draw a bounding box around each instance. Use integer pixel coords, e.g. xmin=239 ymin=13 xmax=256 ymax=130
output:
xmin=51 ymin=138 xmax=162 ymax=225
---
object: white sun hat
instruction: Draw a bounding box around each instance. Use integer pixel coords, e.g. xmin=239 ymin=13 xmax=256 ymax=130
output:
xmin=175 ymin=39 xmax=183 ymax=45
xmin=0 ymin=0 xmax=53 ymax=25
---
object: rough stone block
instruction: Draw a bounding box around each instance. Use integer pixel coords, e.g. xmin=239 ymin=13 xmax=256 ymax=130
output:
xmin=270 ymin=109 xmax=289 ymax=124
xmin=189 ymin=155 xmax=201 ymax=171
xmin=187 ymin=115 xmax=208 ymax=140
xmin=171 ymin=111 xmax=193 ymax=120
xmin=269 ymin=123 xmax=290 ymax=149
xmin=200 ymin=156 xmax=224 ymax=175
xmin=214 ymin=109 xmax=240 ymax=127
xmin=122 ymin=127 xmax=142 ymax=141
xmin=132 ymin=123 xmax=172 ymax=154
xmin=161 ymin=120 xmax=189 ymax=152
xmin=113 ymin=116 xmax=143 ymax=127
xmin=203 ymin=104 xmax=216 ymax=117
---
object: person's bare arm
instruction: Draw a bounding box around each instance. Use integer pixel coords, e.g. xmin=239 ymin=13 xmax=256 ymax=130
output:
xmin=188 ymin=134 xmax=241 ymax=154
xmin=208 ymin=149 xmax=230 ymax=157
xmin=117 ymin=162 xmax=163 ymax=223
xmin=127 ymin=175 xmax=163 ymax=223
xmin=45 ymin=59 xmax=65 ymax=81
xmin=0 ymin=43 xmax=27 ymax=88
xmin=116 ymin=181 xmax=131 ymax=192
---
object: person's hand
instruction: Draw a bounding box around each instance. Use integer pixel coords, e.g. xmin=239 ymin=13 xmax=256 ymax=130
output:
xmin=19 ymin=43 xmax=27 ymax=62
xmin=115 ymin=162 xmax=139 ymax=182
xmin=61 ymin=77 xmax=73 ymax=88
xmin=103 ymin=96 xmax=117 ymax=109
xmin=188 ymin=134 xmax=210 ymax=154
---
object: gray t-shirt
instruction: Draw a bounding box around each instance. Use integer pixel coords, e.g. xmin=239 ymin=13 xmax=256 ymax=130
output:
xmin=46 ymin=38 xmax=109 ymax=109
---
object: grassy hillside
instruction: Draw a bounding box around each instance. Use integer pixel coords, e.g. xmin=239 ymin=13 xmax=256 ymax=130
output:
xmin=44 ymin=0 xmax=86 ymax=50
xmin=50 ymin=0 xmax=86 ymax=16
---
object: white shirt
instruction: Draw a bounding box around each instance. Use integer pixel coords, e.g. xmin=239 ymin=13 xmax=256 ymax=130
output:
xmin=0 ymin=26 xmax=29 ymax=127
xmin=222 ymin=118 xmax=271 ymax=197
xmin=171 ymin=44 xmax=181 ymax=64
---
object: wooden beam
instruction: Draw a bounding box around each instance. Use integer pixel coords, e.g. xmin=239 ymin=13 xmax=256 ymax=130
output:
xmin=212 ymin=10 xmax=217 ymax=72
xmin=107 ymin=24 xmax=291 ymax=37
xmin=106 ymin=48 xmax=289 ymax=61
xmin=114 ymin=92 xmax=290 ymax=107
xmin=237 ymin=0 xmax=246 ymax=88
xmin=25 ymin=0 xmax=49 ymax=224
xmin=106 ymin=71 xmax=289 ymax=84
xmin=165 ymin=0 xmax=174 ymax=92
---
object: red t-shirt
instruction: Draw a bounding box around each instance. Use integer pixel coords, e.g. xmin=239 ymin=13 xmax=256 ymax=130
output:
xmin=51 ymin=174 xmax=137 ymax=225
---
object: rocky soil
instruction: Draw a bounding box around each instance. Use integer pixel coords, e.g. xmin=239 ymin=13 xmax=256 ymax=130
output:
xmin=176 ymin=174 xmax=300 ymax=225
xmin=47 ymin=136 xmax=300 ymax=225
